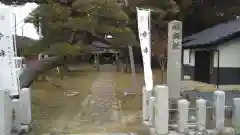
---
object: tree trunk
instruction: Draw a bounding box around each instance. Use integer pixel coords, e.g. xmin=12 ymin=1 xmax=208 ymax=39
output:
xmin=151 ymin=29 xmax=168 ymax=83
xmin=157 ymin=55 xmax=167 ymax=84
xmin=124 ymin=58 xmax=128 ymax=73
xmin=59 ymin=30 xmax=76 ymax=76
xmin=63 ymin=56 xmax=69 ymax=71
xmin=96 ymin=53 xmax=100 ymax=71
xmin=116 ymin=53 xmax=120 ymax=72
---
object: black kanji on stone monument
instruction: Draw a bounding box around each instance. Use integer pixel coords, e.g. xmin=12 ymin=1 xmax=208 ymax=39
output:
xmin=141 ymin=31 xmax=147 ymax=38
xmin=0 ymin=33 xmax=3 ymax=40
xmin=143 ymin=47 xmax=148 ymax=54
xmin=0 ymin=49 xmax=5 ymax=57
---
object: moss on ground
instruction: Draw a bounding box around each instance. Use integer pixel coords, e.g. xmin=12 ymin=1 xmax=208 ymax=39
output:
xmin=30 ymin=70 xmax=99 ymax=135
xmin=114 ymin=69 xmax=164 ymax=110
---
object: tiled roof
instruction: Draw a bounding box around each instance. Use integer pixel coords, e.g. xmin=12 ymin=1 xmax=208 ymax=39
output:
xmin=183 ymin=20 xmax=240 ymax=48
xmin=15 ymin=35 xmax=36 ymax=48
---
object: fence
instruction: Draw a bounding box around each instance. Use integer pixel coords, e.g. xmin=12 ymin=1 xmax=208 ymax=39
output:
xmin=142 ymin=85 xmax=240 ymax=135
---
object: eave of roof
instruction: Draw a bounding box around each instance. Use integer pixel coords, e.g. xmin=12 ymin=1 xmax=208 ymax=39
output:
xmin=182 ymin=19 xmax=240 ymax=49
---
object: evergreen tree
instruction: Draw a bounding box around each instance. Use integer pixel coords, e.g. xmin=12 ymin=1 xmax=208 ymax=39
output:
xmin=123 ymin=0 xmax=180 ymax=69
xmin=22 ymin=0 xmax=137 ymax=56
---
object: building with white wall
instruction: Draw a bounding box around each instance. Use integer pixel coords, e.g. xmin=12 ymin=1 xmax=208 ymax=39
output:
xmin=182 ymin=19 xmax=240 ymax=86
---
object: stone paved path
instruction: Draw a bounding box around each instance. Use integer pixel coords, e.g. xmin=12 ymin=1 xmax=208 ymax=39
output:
xmin=30 ymin=64 xmax=146 ymax=135
xmin=83 ymin=72 xmax=121 ymax=123
xmin=40 ymin=65 xmax=123 ymax=134
xmin=63 ymin=67 xmax=124 ymax=133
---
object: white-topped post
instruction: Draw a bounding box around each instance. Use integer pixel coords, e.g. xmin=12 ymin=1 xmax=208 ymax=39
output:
xmin=233 ymin=98 xmax=240 ymax=130
xmin=148 ymin=96 xmax=156 ymax=126
xmin=154 ymin=85 xmax=169 ymax=134
xmin=142 ymin=86 xmax=150 ymax=123
xmin=19 ymin=88 xmax=32 ymax=125
xmin=196 ymin=99 xmax=207 ymax=131
xmin=169 ymin=131 xmax=179 ymax=135
xmin=0 ymin=90 xmax=12 ymax=135
xmin=178 ymin=99 xmax=189 ymax=133
xmin=12 ymin=99 xmax=21 ymax=133
xmin=214 ymin=90 xmax=225 ymax=131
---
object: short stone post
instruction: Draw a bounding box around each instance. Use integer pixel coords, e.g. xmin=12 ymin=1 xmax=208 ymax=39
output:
xmin=148 ymin=96 xmax=156 ymax=126
xmin=142 ymin=86 xmax=152 ymax=123
xmin=178 ymin=99 xmax=189 ymax=133
xmin=19 ymin=88 xmax=32 ymax=125
xmin=196 ymin=99 xmax=207 ymax=131
xmin=169 ymin=131 xmax=179 ymax=135
xmin=214 ymin=90 xmax=225 ymax=131
xmin=154 ymin=85 xmax=169 ymax=134
xmin=233 ymin=98 xmax=240 ymax=130
xmin=12 ymin=99 xmax=21 ymax=133
xmin=0 ymin=90 xmax=12 ymax=135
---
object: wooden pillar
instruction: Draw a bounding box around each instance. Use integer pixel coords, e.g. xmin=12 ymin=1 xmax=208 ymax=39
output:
xmin=128 ymin=45 xmax=136 ymax=74
xmin=128 ymin=45 xmax=136 ymax=90
xmin=94 ymin=54 xmax=97 ymax=69
xmin=125 ymin=57 xmax=128 ymax=73
xmin=94 ymin=54 xmax=96 ymax=65
xmin=127 ymin=57 xmax=131 ymax=72
xmin=115 ymin=52 xmax=118 ymax=71
xmin=38 ymin=53 xmax=46 ymax=81
xmin=96 ymin=53 xmax=100 ymax=71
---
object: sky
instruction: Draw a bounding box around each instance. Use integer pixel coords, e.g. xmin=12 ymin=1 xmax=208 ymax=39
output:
xmin=0 ymin=3 xmax=39 ymax=40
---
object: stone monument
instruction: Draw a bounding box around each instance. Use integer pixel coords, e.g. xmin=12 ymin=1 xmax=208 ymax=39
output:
xmin=167 ymin=20 xmax=183 ymax=99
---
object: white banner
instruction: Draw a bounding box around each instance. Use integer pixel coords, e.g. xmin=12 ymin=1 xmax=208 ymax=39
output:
xmin=137 ymin=8 xmax=153 ymax=91
xmin=0 ymin=7 xmax=19 ymax=96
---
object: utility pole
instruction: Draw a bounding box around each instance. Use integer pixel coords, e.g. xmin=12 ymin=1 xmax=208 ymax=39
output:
xmin=38 ymin=17 xmax=45 ymax=80
xmin=13 ymin=13 xmax=17 ymax=57
xmin=14 ymin=13 xmax=17 ymax=36
xmin=21 ymin=23 xmax=26 ymax=36
xmin=38 ymin=18 xmax=42 ymax=39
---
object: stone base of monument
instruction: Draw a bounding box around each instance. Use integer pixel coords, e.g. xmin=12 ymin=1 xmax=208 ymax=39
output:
xmin=0 ymin=90 xmax=12 ymax=135
xmin=169 ymin=99 xmax=179 ymax=122
xmin=68 ymin=133 xmax=138 ymax=135
xmin=12 ymin=99 xmax=21 ymax=133
xmin=19 ymin=88 xmax=32 ymax=125
xmin=20 ymin=124 xmax=31 ymax=133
